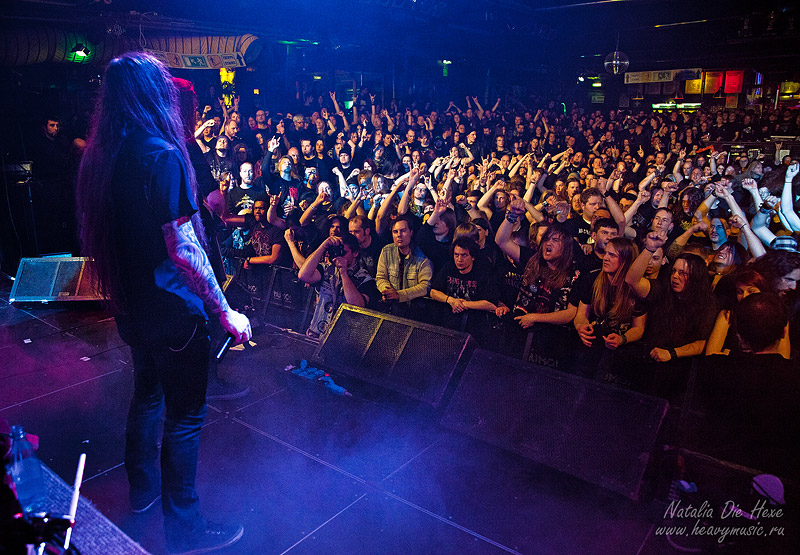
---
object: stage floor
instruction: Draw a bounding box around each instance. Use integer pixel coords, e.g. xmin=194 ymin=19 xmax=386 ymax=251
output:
xmin=0 ymin=274 xmax=781 ymax=555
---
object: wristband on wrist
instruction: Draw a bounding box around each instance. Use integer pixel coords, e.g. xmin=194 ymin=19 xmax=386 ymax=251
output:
xmin=759 ymin=206 xmax=773 ymax=215
xmin=505 ymin=210 xmax=520 ymax=223
xmin=445 ymin=296 xmax=450 ymax=304
xmin=620 ymin=333 xmax=628 ymax=345
xmin=645 ymin=247 xmax=658 ymax=253
xmin=667 ymin=347 xmax=678 ymax=361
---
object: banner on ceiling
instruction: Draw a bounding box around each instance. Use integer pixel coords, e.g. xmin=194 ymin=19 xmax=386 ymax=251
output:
xmin=624 ymin=68 xmax=702 ymax=84
xmin=144 ymin=50 xmax=247 ymax=70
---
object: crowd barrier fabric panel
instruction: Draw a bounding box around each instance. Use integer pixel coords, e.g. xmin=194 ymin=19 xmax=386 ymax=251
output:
xmin=312 ymin=304 xmax=477 ymax=407
xmin=10 ymin=257 xmax=104 ymax=302
xmin=228 ymin=265 xmax=316 ymax=333
xmin=440 ymin=348 xmax=669 ymax=500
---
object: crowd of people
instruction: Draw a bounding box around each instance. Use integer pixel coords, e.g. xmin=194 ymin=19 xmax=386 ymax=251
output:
xmin=13 ymin=53 xmax=797 ymax=552
xmin=190 ymin=87 xmax=799 ymax=409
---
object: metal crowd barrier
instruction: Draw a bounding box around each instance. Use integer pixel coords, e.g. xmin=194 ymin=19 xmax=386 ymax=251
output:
xmin=227 ymin=264 xmax=316 ymax=334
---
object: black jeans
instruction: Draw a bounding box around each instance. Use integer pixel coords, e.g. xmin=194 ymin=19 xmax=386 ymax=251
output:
xmin=117 ymin=315 xmax=209 ymax=543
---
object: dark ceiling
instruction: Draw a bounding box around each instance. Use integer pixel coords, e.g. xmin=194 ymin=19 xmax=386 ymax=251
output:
xmin=4 ymin=0 xmax=799 ymax=76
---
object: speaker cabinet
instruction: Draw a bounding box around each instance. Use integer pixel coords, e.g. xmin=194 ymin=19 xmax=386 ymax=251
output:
xmin=10 ymin=257 xmax=103 ymax=302
xmin=313 ymin=304 xmax=476 ymax=407
xmin=440 ymin=349 xmax=669 ymax=500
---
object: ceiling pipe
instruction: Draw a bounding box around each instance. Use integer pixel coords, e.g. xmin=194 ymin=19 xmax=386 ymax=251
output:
xmin=0 ymin=27 xmax=261 ymax=67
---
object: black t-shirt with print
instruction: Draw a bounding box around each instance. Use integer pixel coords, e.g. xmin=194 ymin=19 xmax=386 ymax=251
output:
xmin=431 ymin=259 xmax=499 ymax=304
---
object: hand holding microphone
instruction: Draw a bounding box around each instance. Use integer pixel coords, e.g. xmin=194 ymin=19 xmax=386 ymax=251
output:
xmin=215 ymin=309 xmax=251 ymax=362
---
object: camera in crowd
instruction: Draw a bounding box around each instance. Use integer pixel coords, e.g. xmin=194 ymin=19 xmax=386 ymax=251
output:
xmin=591 ymin=320 xmax=614 ymax=348
xmin=328 ymin=244 xmax=345 ymax=259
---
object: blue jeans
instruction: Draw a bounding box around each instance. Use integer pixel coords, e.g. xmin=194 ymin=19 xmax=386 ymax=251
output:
xmin=118 ymin=316 xmax=209 ymax=543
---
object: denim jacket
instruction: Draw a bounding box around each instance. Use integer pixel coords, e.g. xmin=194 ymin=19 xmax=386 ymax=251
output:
xmin=375 ymin=244 xmax=433 ymax=303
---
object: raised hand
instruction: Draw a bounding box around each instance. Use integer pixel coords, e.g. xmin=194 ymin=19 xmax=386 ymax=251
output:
xmin=433 ymin=198 xmax=448 ymax=216
xmin=508 ymin=196 xmax=525 ymax=216
xmin=728 ymin=215 xmax=747 ymax=230
xmin=268 ymin=136 xmax=281 ymax=152
xmin=741 ymin=177 xmax=758 ymax=192
xmin=645 ymin=230 xmax=667 ymax=252
xmin=761 ymin=194 xmax=779 ymax=211
xmin=787 ymin=161 xmax=799 ymax=180
xmin=315 ymin=189 xmax=330 ymax=205
xmin=714 ymin=182 xmax=730 ymax=198
xmin=662 ymin=181 xmax=679 ymax=194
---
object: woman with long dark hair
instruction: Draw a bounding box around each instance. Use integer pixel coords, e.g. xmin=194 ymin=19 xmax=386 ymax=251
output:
xmin=672 ymin=186 xmax=704 ymax=232
xmin=509 ymin=224 xmax=581 ymax=369
xmin=76 ymin=52 xmax=248 ymax=553
xmin=626 ymin=231 xmax=717 ymax=399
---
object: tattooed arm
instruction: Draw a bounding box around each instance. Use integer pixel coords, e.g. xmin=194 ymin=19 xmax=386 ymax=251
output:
xmin=162 ymin=216 xmax=251 ymax=343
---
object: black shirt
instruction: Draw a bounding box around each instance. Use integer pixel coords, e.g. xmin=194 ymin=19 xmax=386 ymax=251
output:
xmin=431 ymin=259 xmax=499 ymax=304
xmin=111 ymin=129 xmax=204 ymax=322
xmin=564 ymin=216 xmax=592 ymax=245
xmin=356 ymin=236 xmax=387 ymax=278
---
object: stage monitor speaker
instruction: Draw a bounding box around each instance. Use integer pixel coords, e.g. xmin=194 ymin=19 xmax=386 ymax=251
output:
xmin=440 ymin=349 xmax=669 ymax=500
xmin=10 ymin=257 xmax=104 ymax=302
xmin=313 ymin=304 xmax=477 ymax=407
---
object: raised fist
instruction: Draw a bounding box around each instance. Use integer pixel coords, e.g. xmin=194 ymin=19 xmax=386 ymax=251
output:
xmin=741 ymin=178 xmax=758 ymax=191
xmin=728 ymin=215 xmax=746 ymax=230
xmin=644 ymin=230 xmax=667 ymax=252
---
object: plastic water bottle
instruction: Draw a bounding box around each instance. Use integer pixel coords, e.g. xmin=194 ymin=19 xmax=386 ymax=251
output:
xmin=8 ymin=425 xmax=46 ymax=514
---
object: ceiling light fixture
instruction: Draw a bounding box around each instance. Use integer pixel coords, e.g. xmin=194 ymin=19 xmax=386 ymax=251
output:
xmin=604 ymin=33 xmax=629 ymax=75
xmin=71 ymin=43 xmax=90 ymax=57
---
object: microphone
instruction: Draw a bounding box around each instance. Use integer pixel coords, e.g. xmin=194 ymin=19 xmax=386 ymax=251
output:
xmin=214 ymin=333 xmax=235 ymax=362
